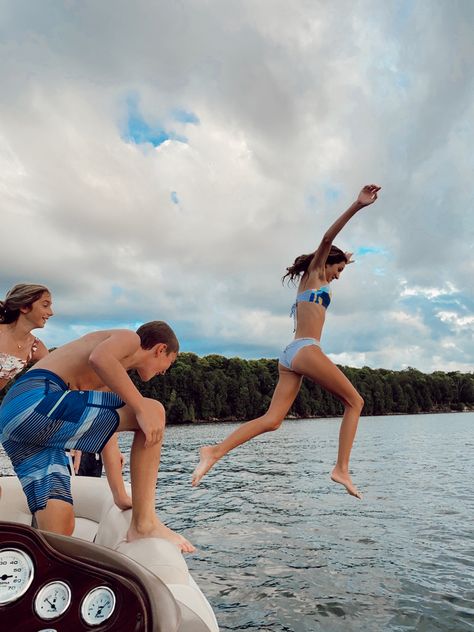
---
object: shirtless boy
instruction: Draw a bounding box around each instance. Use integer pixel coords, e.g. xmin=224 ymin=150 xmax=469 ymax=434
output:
xmin=0 ymin=321 xmax=194 ymax=553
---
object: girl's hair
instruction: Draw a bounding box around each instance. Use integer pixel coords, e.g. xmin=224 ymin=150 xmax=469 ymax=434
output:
xmin=136 ymin=321 xmax=179 ymax=354
xmin=0 ymin=283 xmax=50 ymax=324
xmin=282 ymin=245 xmax=348 ymax=284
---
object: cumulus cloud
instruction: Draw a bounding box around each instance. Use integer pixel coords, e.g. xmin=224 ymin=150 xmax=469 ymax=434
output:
xmin=0 ymin=0 xmax=473 ymax=372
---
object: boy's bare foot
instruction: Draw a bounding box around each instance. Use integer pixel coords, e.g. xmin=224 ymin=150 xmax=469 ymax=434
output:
xmin=113 ymin=493 xmax=133 ymax=511
xmin=330 ymin=466 xmax=362 ymax=500
xmin=192 ymin=445 xmax=221 ymax=486
xmin=127 ymin=519 xmax=195 ymax=553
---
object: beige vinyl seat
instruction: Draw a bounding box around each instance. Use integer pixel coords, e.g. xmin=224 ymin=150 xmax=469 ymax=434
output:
xmin=0 ymin=475 xmax=219 ymax=632
xmin=0 ymin=474 xmax=111 ymax=541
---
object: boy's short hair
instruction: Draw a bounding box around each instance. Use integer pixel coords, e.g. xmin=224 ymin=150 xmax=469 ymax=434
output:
xmin=136 ymin=321 xmax=179 ymax=354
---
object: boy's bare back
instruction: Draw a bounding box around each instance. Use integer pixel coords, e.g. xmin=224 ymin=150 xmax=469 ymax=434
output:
xmin=34 ymin=329 xmax=142 ymax=391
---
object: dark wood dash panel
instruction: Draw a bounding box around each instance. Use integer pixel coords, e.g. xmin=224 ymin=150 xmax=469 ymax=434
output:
xmin=0 ymin=522 xmax=148 ymax=632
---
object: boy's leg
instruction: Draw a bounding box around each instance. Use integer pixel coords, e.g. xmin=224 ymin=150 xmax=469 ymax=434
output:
xmin=10 ymin=444 xmax=76 ymax=537
xmin=35 ymin=499 xmax=75 ymax=535
xmin=101 ymin=434 xmax=132 ymax=510
xmin=116 ymin=398 xmax=195 ymax=553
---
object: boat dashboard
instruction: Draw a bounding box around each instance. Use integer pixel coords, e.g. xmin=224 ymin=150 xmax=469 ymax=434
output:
xmin=0 ymin=521 xmax=180 ymax=632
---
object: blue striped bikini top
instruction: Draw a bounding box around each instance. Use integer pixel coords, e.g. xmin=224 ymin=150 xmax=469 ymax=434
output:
xmin=290 ymin=285 xmax=331 ymax=329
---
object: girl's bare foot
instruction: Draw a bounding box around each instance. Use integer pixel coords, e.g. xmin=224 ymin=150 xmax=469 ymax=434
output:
xmin=330 ymin=466 xmax=362 ymax=499
xmin=192 ymin=445 xmax=221 ymax=486
xmin=127 ymin=519 xmax=196 ymax=553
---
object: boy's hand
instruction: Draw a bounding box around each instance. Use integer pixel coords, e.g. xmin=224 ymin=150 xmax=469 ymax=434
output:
xmin=357 ymin=184 xmax=381 ymax=207
xmin=136 ymin=410 xmax=165 ymax=447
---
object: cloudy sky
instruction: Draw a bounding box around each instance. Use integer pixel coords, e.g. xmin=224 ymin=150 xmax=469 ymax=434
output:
xmin=1 ymin=0 xmax=473 ymax=373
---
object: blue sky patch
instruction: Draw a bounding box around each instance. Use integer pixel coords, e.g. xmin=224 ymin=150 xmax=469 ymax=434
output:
xmin=122 ymin=94 xmax=196 ymax=147
xmin=324 ymin=185 xmax=342 ymax=202
xmin=305 ymin=185 xmax=342 ymax=209
xmin=355 ymin=246 xmax=387 ymax=257
xmin=172 ymin=108 xmax=200 ymax=125
xmin=171 ymin=191 xmax=179 ymax=205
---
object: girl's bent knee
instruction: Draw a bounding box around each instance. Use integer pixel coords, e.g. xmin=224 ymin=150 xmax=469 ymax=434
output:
xmin=263 ymin=418 xmax=284 ymax=432
xmin=346 ymin=394 xmax=364 ymax=412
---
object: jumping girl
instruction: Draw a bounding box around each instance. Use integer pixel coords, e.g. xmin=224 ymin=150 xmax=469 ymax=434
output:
xmin=192 ymin=184 xmax=381 ymax=499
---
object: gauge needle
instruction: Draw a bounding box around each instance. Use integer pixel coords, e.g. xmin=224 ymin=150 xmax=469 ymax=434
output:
xmin=0 ymin=574 xmax=14 ymax=580
xmin=97 ymin=601 xmax=109 ymax=615
xmin=46 ymin=597 xmax=57 ymax=610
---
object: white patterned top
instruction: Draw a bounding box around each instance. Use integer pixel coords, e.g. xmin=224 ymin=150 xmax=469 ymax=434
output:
xmin=0 ymin=338 xmax=39 ymax=381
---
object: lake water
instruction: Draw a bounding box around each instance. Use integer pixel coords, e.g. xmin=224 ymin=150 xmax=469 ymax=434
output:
xmin=2 ymin=413 xmax=473 ymax=631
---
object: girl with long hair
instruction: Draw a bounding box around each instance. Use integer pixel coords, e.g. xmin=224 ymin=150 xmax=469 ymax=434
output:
xmin=192 ymin=184 xmax=381 ymax=499
xmin=0 ymin=283 xmax=52 ymax=391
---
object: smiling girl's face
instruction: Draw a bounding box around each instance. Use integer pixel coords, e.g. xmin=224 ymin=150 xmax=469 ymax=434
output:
xmin=23 ymin=292 xmax=54 ymax=328
xmin=325 ymin=261 xmax=346 ymax=283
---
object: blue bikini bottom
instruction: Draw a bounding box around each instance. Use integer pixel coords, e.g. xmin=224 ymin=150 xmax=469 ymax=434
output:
xmin=279 ymin=338 xmax=320 ymax=370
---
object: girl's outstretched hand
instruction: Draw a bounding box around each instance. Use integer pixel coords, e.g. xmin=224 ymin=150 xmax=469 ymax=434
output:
xmin=357 ymin=184 xmax=381 ymax=207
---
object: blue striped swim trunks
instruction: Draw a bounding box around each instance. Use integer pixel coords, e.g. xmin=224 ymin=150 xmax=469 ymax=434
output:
xmin=0 ymin=369 xmax=124 ymax=514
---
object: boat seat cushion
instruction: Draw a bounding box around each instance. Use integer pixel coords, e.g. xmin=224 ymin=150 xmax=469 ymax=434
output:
xmin=0 ymin=476 xmax=32 ymax=525
xmin=96 ymin=505 xmax=191 ymax=586
xmin=0 ymin=476 xmax=118 ymax=540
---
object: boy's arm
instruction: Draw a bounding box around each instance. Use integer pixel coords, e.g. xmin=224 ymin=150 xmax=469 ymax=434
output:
xmin=102 ymin=434 xmax=132 ymax=511
xmin=88 ymin=330 xmax=145 ymax=411
xmin=88 ymin=330 xmax=163 ymax=447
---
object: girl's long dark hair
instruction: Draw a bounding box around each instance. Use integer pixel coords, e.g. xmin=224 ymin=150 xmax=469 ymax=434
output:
xmin=282 ymin=245 xmax=347 ymax=285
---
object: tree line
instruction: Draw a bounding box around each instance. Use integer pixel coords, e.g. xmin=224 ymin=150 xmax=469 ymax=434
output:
xmin=2 ymin=352 xmax=472 ymax=423
xmin=129 ymin=353 xmax=474 ymax=424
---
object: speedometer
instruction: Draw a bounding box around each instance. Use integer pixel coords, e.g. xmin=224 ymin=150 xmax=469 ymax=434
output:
xmin=0 ymin=548 xmax=35 ymax=604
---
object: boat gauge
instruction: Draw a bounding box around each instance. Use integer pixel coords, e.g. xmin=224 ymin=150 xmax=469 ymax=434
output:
xmin=81 ymin=585 xmax=116 ymax=626
xmin=0 ymin=547 xmax=35 ymax=604
xmin=34 ymin=580 xmax=72 ymax=619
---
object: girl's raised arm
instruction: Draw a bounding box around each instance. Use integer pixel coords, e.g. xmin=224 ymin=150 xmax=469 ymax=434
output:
xmin=308 ymin=184 xmax=381 ymax=274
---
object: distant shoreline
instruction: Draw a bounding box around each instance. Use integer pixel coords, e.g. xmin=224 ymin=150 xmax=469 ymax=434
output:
xmin=167 ymin=406 xmax=474 ymax=425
